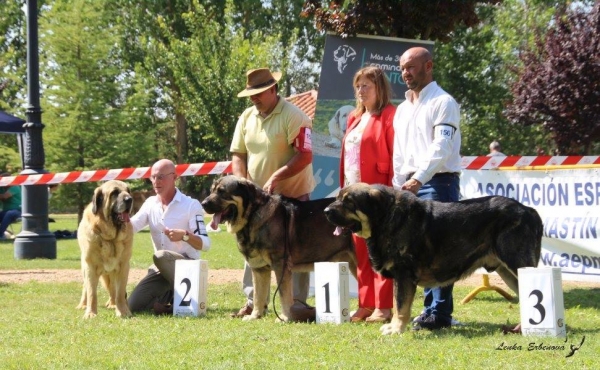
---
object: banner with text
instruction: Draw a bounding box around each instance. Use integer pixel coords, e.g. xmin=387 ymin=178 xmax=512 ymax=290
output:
xmin=461 ymin=169 xmax=600 ymax=282
xmin=311 ymin=34 xmax=433 ymax=198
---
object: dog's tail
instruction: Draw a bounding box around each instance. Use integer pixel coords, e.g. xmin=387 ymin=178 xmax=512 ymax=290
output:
xmin=527 ymin=206 xmax=544 ymax=264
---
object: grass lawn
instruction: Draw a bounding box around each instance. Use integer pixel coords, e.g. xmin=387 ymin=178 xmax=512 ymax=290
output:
xmin=0 ymin=215 xmax=598 ymax=369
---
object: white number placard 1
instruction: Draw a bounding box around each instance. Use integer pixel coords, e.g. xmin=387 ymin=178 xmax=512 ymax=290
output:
xmin=173 ymin=259 xmax=208 ymax=317
xmin=518 ymin=267 xmax=566 ymax=337
xmin=315 ymin=262 xmax=350 ymax=324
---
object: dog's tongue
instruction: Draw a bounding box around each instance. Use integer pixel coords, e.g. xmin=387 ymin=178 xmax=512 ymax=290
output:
xmin=119 ymin=212 xmax=131 ymax=223
xmin=333 ymin=226 xmax=343 ymax=236
xmin=210 ymin=212 xmax=222 ymax=230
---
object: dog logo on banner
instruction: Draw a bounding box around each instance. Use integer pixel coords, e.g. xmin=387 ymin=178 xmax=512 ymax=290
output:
xmin=333 ymin=45 xmax=356 ymax=74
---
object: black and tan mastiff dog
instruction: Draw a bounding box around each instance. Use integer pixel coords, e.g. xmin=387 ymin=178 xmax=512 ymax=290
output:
xmin=324 ymin=183 xmax=542 ymax=335
xmin=201 ymin=175 xmax=357 ymax=322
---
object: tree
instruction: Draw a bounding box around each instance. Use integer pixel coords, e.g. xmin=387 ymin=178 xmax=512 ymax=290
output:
xmin=435 ymin=0 xmax=558 ymax=155
xmin=301 ymin=0 xmax=501 ymax=42
xmin=0 ymin=0 xmax=29 ymax=171
xmin=116 ymin=1 xmax=323 ymax=196
xmin=40 ymin=0 xmax=155 ymax=219
xmin=232 ymin=0 xmax=324 ymax=95
xmin=115 ymin=0 xmax=230 ymax=170
xmin=505 ymin=2 xmax=600 ymax=155
xmin=155 ymin=5 xmax=276 ymax=196
xmin=115 ymin=1 xmax=274 ymax=196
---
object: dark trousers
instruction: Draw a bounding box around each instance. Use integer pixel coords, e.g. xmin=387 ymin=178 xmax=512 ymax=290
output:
xmin=417 ymin=174 xmax=460 ymax=321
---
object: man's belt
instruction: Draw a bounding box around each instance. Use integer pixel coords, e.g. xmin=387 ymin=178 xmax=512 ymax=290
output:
xmin=406 ymin=172 xmax=460 ymax=180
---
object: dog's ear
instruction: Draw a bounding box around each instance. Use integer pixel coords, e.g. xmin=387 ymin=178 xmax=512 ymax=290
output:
xmin=354 ymin=185 xmax=390 ymax=218
xmin=212 ymin=175 xmax=225 ymax=190
xmin=334 ymin=108 xmax=341 ymax=122
xmin=91 ymin=187 xmax=104 ymax=215
xmin=368 ymin=186 xmax=383 ymax=201
xmin=124 ymin=185 xmax=134 ymax=214
xmin=238 ymin=178 xmax=270 ymax=206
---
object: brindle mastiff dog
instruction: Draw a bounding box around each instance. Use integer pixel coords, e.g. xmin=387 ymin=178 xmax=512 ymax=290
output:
xmin=324 ymin=183 xmax=542 ymax=335
xmin=76 ymin=180 xmax=134 ymax=319
xmin=201 ymin=175 xmax=357 ymax=322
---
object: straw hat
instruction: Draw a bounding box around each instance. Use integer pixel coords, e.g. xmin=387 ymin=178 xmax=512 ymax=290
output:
xmin=237 ymin=68 xmax=282 ymax=98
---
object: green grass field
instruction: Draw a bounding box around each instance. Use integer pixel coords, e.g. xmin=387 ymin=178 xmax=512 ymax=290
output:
xmin=0 ymin=215 xmax=598 ymax=369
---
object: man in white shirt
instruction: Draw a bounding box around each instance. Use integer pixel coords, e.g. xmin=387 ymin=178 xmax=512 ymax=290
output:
xmin=392 ymin=47 xmax=462 ymax=330
xmin=128 ymin=159 xmax=211 ymax=314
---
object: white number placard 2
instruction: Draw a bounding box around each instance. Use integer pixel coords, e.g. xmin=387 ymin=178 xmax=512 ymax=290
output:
xmin=173 ymin=259 xmax=208 ymax=317
xmin=518 ymin=267 xmax=566 ymax=337
xmin=315 ymin=262 xmax=350 ymax=324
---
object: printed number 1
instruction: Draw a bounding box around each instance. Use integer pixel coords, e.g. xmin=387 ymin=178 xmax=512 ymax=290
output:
xmin=528 ymin=289 xmax=546 ymax=325
xmin=322 ymin=283 xmax=331 ymax=313
xmin=179 ymin=278 xmax=192 ymax=306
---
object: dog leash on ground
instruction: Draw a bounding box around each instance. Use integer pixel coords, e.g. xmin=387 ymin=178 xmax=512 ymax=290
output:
xmin=271 ymin=209 xmax=290 ymax=322
xmin=271 ymin=209 xmax=315 ymax=322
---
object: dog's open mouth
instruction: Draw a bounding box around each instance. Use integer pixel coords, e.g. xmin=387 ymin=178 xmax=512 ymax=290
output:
xmin=209 ymin=204 xmax=236 ymax=229
xmin=333 ymin=224 xmax=359 ymax=236
xmin=325 ymin=208 xmax=358 ymax=236
xmin=333 ymin=226 xmax=346 ymax=236
xmin=117 ymin=212 xmax=131 ymax=223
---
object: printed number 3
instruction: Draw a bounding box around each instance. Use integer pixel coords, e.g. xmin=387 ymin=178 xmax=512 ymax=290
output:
xmin=179 ymin=278 xmax=192 ymax=307
xmin=528 ymin=289 xmax=546 ymax=325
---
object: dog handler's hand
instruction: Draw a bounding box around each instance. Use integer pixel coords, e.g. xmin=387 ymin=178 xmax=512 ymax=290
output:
xmin=401 ymin=179 xmax=422 ymax=195
xmin=263 ymin=178 xmax=278 ymax=194
xmin=164 ymin=227 xmax=182 ymax=241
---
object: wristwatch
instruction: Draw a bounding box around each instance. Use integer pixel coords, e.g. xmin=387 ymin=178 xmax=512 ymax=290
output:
xmin=182 ymin=231 xmax=190 ymax=242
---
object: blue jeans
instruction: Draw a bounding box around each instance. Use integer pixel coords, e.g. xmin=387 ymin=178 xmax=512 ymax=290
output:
xmin=0 ymin=209 xmax=21 ymax=236
xmin=417 ymin=174 xmax=460 ymax=322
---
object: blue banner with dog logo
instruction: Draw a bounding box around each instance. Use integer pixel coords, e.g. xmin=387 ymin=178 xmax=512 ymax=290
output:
xmin=311 ymin=34 xmax=433 ymax=199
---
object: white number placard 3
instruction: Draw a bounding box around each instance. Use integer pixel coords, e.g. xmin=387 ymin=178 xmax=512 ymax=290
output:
xmin=173 ymin=259 xmax=208 ymax=317
xmin=518 ymin=267 xmax=566 ymax=337
xmin=315 ymin=262 xmax=350 ymax=324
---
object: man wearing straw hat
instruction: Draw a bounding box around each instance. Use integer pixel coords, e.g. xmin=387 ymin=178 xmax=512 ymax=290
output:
xmin=229 ymin=68 xmax=316 ymax=319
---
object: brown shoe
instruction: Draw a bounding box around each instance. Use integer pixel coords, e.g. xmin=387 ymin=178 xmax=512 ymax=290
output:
xmin=153 ymin=302 xmax=173 ymax=315
xmin=290 ymin=300 xmax=316 ymax=323
xmin=230 ymin=303 xmax=253 ymax=318
xmin=350 ymin=307 xmax=374 ymax=323
xmin=365 ymin=308 xmax=392 ymax=323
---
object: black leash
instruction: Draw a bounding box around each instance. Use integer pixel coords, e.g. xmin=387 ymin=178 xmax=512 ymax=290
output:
xmin=270 ymin=200 xmax=313 ymax=322
xmin=272 ymin=204 xmax=289 ymax=322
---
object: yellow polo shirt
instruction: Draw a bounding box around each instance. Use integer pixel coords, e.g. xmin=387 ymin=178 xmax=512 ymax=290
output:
xmin=230 ymin=98 xmax=315 ymax=198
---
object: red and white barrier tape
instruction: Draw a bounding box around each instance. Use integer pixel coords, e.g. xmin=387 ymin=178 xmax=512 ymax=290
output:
xmin=460 ymin=155 xmax=600 ymax=170
xmin=0 ymin=161 xmax=232 ymax=187
xmin=1 ymin=156 xmax=599 ymax=187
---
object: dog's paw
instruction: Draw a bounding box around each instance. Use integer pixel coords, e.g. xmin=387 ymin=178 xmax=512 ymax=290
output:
xmin=242 ymin=313 xmax=262 ymax=321
xmin=116 ymin=309 xmax=132 ymax=318
xmin=274 ymin=315 xmax=289 ymax=323
xmin=75 ymin=303 xmax=86 ymax=310
xmin=83 ymin=311 xmax=97 ymax=319
xmin=380 ymin=322 xmax=404 ymax=335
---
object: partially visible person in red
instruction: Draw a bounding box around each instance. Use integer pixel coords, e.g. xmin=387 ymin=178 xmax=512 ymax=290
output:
xmin=339 ymin=66 xmax=396 ymax=323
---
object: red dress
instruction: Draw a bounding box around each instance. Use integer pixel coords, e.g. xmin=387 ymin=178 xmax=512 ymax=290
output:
xmin=339 ymin=104 xmax=395 ymax=309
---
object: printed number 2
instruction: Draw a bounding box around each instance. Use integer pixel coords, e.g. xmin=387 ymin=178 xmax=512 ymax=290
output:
xmin=322 ymin=283 xmax=331 ymax=313
xmin=179 ymin=278 xmax=192 ymax=307
xmin=528 ymin=289 xmax=546 ymax=325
